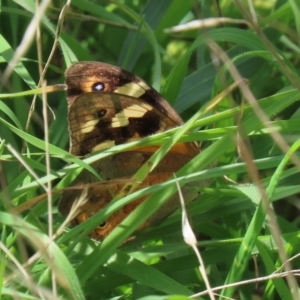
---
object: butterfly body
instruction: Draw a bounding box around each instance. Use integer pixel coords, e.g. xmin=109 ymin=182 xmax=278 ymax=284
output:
xmin=59 ymin=62 xmax=201 ymax=240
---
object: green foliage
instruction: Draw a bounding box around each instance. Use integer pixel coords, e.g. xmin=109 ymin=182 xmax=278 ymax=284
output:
xmin=1 ymin=0 xmax=300 ymax=299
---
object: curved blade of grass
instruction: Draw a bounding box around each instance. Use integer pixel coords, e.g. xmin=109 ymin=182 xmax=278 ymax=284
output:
xmin=220 ymin=139 xmax=300 ymax=298
xmin=163 ymin=27 xmax=266 ymax=103
xmin=106 ymin=251 xmax=192 ymax=295
xmin=112 ymin=0 xmax=162 ymax=90
xmin=14 ymin=0 xmax=76 ymax=65
xmin=0 ymin=212 xmax=84 ymax=300
xmin=256 ymin=241 xmax=292 ymax=300
xmin=0 ymin=100 xmax=23 ymax=129
xmin=164 ymin=27 xmax=298 ymax=104
xmin=0 ymin=35 xmax=37 ymax=89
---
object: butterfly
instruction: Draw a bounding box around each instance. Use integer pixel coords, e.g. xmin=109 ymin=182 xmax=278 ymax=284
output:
xmin=58 ymin=61 xmax=200 ymax=240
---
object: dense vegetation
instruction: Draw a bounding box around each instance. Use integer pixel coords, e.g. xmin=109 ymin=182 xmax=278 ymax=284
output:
xmin=0 ymin=1 xmax=300 ymax=299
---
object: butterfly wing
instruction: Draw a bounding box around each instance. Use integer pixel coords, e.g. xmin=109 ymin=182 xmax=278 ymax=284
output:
xmin=66 ymin=61 xmax=184 ymax=125
xmin=68 ymin=91 xmax=198 ymax=157
xmin=59 ymin=62 xmax=201 ymax=240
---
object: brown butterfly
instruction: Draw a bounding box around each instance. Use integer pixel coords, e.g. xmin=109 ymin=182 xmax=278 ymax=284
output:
xmin=58 ymin=62 xmax=200 ymax=240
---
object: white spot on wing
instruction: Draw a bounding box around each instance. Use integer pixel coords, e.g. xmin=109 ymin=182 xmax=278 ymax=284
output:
xmin=111 ymin=115 xmax=129 ymax=127
xmin=111 ymin=104 xmax=152 ymax=128
xmin=80 ymin=119 xmax=99 ymax=133
xmin=92 ymin=141 xmax=115 ymax=152
xmin=115 ymin=82 xmax=150 ymax=98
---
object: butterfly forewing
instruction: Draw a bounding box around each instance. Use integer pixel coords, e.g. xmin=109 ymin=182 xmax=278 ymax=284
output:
xmin=66 ymin=61 xmax=184 ymax=125
xmin=68 ymin=92 xmax=186 ymax=156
